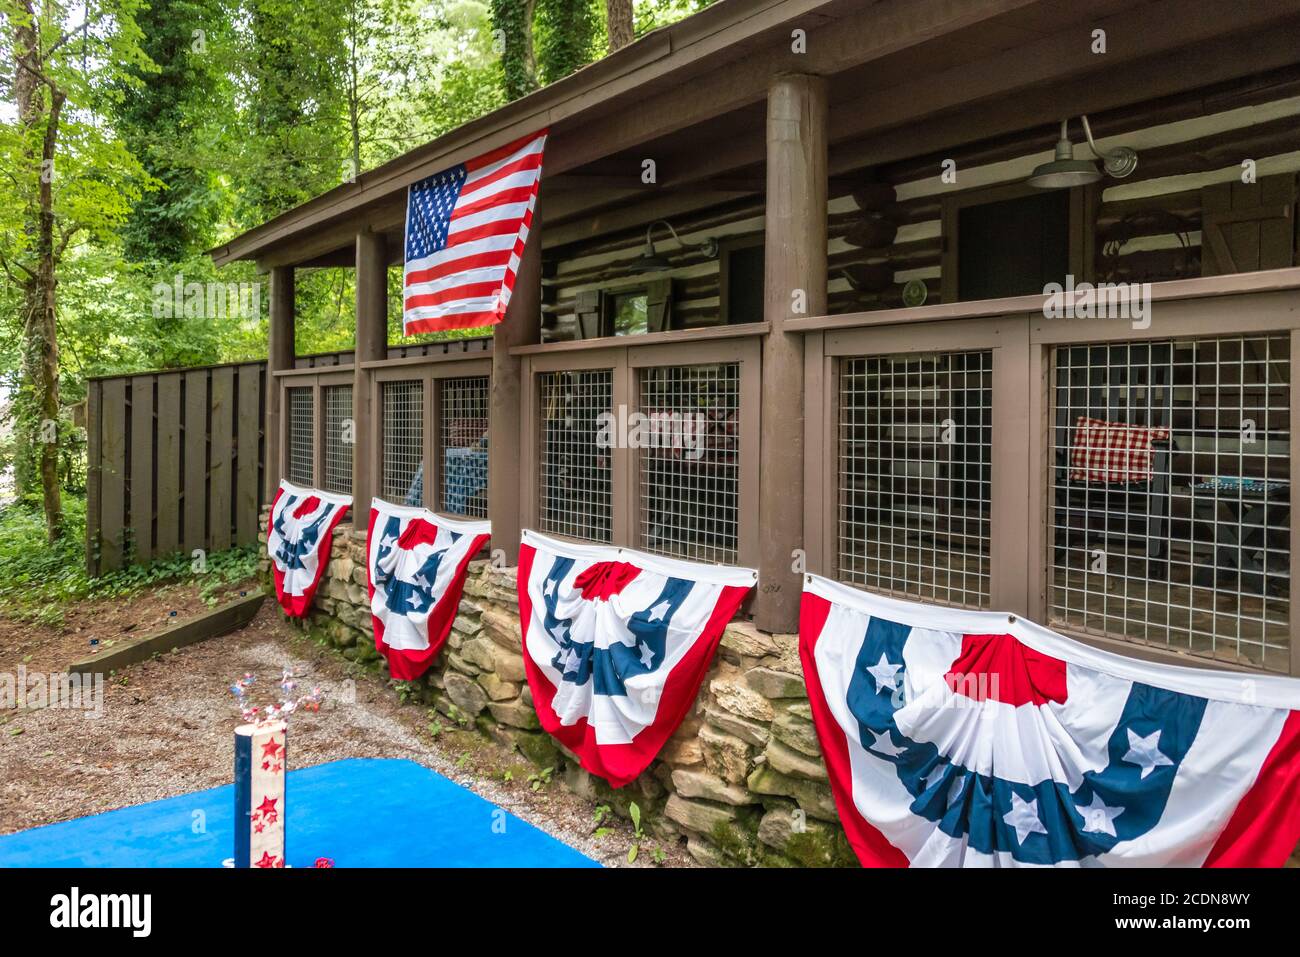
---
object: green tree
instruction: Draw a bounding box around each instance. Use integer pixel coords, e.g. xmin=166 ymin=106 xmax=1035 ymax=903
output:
xmin=0 ymin=0 xmax=153 ymax=539
xmin=489 ymin=0 xmax=536 ymax=101
xmin=116 ymin=0 xmax=227 ymax=262
xmin=536 ymin=0 xmax=601 ymax=84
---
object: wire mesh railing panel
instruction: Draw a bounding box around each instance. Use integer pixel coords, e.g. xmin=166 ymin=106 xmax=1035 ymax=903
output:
xmin=382 ymin=380 xmax=424 ymax=506
xmin=322 ymin=384 xmax=353 ymax=495
xmin=638 ymin=363 xmax=741 ymax=564
xmin=286 ymin=386 xmax=314 ymax=486
xmin=837 ymin=350 xmax=993 ymax=607
xmin=439 ymin=375 xmax=490 ymax=518
xmin=1049 ymin=335 xmax=1290 ymax=672
xmin=539 ymin=370 xmax=613 ymax=542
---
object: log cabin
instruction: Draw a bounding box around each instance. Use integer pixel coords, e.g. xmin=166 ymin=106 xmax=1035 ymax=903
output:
xmin=206 ymin=0 xmax=1300 ymax=678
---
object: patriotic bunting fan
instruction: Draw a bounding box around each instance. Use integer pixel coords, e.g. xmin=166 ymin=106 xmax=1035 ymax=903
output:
xmin=518 ymin=530 xmax=755 ymax=788
xmin=366 ymin=499 xmax=491 ymax=680
xmin=266 ymin=481 xmax=351 ymax=618
xmin=800 ymin=574 xmax=1300 ymax=868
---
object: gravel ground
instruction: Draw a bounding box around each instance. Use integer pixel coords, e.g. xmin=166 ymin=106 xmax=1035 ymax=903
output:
xmin=0 ymin=595 xmax=694 ymax=868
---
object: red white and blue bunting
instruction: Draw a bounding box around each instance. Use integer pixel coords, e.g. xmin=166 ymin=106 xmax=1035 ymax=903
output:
xmin=267 ymin=481 xmax=352 ymax=618
xmin=800 ymin=574 xmax=1300 ymax=867
xmin=366 ymin=499 xmax=491 ymax=681
xmin=518 ymin=529 xmax=755 ymax=788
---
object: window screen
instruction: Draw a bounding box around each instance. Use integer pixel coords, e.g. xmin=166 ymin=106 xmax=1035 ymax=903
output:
xmin=1050 ymin=335 xmax=1290 ymax=672
xmin=439 ymin=375 xmax=490 ymax=518
xmin=838 ymin=350 xmax=993 ymax=607
xmin=382 ymin=380 xmax=424 ymax=506
xmin=286 ymin=386 xmax=314 ymax=486
xmin=539 ymin=370 xmax=613 ymax=542
xmin=639 ymin=363 xmax=741 ymax=564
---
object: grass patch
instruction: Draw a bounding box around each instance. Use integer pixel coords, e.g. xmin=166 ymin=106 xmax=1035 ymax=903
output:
xmin=0 ymin=494 xmax=260 ymax=620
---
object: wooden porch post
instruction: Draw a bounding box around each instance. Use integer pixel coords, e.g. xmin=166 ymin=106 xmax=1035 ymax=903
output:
xmin=266 ymin=265 xmax=295 ymax=499
xmin=488 ymin=206 xmax=543 ymax=565
xmin=757 ymin=74 xmax=827 ymax=633
xmin=353 ymin=230 xmax=388 ymax=519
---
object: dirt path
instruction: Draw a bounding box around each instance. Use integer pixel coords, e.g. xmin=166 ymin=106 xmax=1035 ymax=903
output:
xmin=0 ymin=599 xmax=692 ymax=868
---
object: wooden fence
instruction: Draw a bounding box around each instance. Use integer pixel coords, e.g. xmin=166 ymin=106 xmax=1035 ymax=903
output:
xmin=85 ymin=361 xmax=267 ymax=575
xmin=82 ymin=345 xmax=462 ymax=574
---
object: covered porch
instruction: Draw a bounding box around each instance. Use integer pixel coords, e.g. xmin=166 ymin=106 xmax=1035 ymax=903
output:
xmin=209 ymin=0 xmax=1300 ymax=677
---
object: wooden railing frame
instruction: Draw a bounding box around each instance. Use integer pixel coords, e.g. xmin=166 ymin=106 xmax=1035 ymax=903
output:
xmin=518 ymin=331 xmax=764 ymax=572
xmin=370 ymin=355 xmax=493 ymax=516
xmin=799 ymin=273 xmax=1300 ymax=676
xmin=275 ymin=368 xmax=354 ymax=493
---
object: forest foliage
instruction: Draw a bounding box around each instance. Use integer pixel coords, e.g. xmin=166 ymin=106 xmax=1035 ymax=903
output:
xmin=0 ymin=0 xmax=714 ymax=538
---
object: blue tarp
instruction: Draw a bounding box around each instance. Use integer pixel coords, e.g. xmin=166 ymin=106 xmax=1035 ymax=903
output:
xmin=0 ymin=757 xmax=599 ymax=868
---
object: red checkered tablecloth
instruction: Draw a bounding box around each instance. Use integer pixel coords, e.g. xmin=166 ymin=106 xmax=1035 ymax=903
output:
xmin=1069 ymin=416 xmax=1170 ymax=485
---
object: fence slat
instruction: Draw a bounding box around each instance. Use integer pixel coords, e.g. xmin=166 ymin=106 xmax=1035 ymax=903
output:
xmin=99 ymin=379 xmax=129 ymax=571
xmin=85 ymin=380 xmax=103 ymax=576
xmin=209 ymin=366 xmax=235 ymax=551
xmin=129 ymin=376 xmax=156 ymax=562
xmin=155 ymin=373 xmax=182 ymax=555
xmin=235 ymin=364 xmax=261 ymax=545
xmin=184 ymin=370 xmax=209 ymax=553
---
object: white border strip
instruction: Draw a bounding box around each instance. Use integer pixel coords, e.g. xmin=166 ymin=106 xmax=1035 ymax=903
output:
xmin=370 ymin=497 xmax=491 ymax=537
xmin=278 ymin=479 xmax=353 ymax=512
xmin=522 ymin=528 xmax=757 ymax=588
xmin=804 ymin=574 xmax=1300 ymax=711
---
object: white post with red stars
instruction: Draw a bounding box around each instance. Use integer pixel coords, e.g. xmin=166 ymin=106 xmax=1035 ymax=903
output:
xmin=233 ymin=721 xmax=287 ymax=868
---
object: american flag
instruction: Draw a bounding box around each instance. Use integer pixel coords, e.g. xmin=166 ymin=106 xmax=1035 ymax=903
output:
xmin=402 ymin=129 xmax=547 ymax=335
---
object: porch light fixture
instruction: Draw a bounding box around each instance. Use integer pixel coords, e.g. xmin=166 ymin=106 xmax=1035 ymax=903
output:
xmin=640 ymin=219 xmax=719 ymax=272
xmin=1027 ymin=116 xmax=1137 ymax=189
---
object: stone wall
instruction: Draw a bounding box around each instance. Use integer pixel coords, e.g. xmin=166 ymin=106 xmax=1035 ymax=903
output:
xmin=259 ymin=513 xmax=855 ymax=867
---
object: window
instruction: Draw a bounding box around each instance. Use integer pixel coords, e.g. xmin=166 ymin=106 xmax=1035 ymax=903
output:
xmin=286 ymin=387 xmax=314 ymax=486
xmin=838 ymin=350 xmax=993 ymax=607
xmin=529 ymin=339 xmax=758 ymax=566
xmin=1050 ymin=335 xmax=1290 ymax=672
xmin=375 ymin=362 xmax=492 ymax=513
xmin=943 ymin=185 xmax=1080 ymax=303
xmin=574 ymin=279 xmax=672 ymax=339
xmin=957 ymin=191 xmax=1069 ymax=300
xmin=439 ymin=376 xmax=490 ymax=518
xmin=639 ymin=363 xmax=741 ymax=563
xmin=721 ymin=240 xmax=764 ymax=325
xmin=322 ymin=384 xmax=353 ymax=495
xmin=608 ymin=292 xmax=649 ymax=336
xmin=381 ymin=379 xmax=424 ymax=505
xmin=538 ymin=369 xmax=613 ymax=542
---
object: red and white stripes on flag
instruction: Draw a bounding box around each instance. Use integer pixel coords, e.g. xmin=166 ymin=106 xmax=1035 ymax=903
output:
xmin=518 ymin=530 xmax=756 ymax=787
xmin=402 ymin=130 xmax=547 ymax=335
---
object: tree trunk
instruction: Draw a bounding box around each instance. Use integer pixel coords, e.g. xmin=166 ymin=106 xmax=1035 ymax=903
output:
xmin=492 ymin=0 xmax=538 ymax=100
xmin=606 ymin=0 xmax=633 ymax=53
xmin=12 ymin=2 xmax=65 ymax=542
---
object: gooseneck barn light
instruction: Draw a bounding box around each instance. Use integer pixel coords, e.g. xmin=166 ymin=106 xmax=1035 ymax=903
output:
xmin=1027 ymin=116 xmax=1138 ymax=189
xmin=640 ymin=220 xmax=719 ymax=272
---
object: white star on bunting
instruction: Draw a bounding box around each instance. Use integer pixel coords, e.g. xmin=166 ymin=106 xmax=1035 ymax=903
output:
xmin=1003 ymin=793 xmax=1048 ymax=845
xmin=866 ymin=654 xmax=903 ymax=694
xmin=1123 ymin=728 xmax=1174 ymax=779
xmin=1076 ymin=792 xmax=1124 ymax=837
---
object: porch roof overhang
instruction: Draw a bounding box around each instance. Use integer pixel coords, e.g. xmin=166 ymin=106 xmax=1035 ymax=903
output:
xmin=209 ymin=0 xmax=1300 ymax=271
